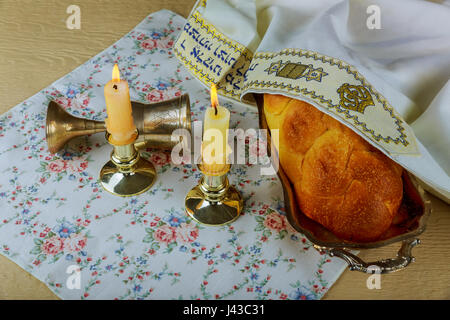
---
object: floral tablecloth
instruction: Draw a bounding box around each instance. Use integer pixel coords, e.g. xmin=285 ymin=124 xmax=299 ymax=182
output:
xmin=0 ymin=10 xmax=347 ymax=300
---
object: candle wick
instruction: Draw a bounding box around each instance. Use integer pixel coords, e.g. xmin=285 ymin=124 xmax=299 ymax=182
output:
xmin=214 ymin=104 xmax=218 ymax=116
xmin=113 ymin=84 xmax=118 ymax=90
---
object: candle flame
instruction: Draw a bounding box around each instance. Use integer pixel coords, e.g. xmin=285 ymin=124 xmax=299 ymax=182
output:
xmin=112 ymin=64 xmax=121 ymax=82
xmin=210 ymin=83 xmax=218 ymax=109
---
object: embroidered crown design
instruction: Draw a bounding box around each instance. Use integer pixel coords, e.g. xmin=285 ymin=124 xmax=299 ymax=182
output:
xmin=337 ymin=83 xmax=375 ymax=113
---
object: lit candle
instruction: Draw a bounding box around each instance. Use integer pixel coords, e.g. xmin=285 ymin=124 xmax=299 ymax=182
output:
xmin=104 ymin=64 xmax=137 ymax=145
xmin=202 ymin=84 xmax=230 ymax=174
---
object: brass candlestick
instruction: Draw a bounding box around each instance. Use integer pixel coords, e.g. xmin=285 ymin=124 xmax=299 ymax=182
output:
xmin=185 ymin=163 xmax=243 ymax=226
xmin=100 ymin=131 xmax=156 ymax=197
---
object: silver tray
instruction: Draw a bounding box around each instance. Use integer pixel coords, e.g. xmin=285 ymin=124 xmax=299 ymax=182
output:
xmin=255 ymin=94 xmax=432 ymax=274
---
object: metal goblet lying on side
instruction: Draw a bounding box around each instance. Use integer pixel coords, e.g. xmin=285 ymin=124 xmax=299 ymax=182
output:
xmin=45 ymin=93 xmax=191 ymax=153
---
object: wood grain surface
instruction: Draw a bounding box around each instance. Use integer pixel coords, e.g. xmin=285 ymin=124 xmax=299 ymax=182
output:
xmin=0 ymin=0 xmax=449 ymax=300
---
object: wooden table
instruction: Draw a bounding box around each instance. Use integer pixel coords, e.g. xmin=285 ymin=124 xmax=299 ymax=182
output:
xmin=1 ymin=0 xmax=449 ymax=300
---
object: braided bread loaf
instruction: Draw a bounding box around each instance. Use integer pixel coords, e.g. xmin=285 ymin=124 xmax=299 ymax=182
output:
xmin=264 ymin=94 xmax=403 ymax=242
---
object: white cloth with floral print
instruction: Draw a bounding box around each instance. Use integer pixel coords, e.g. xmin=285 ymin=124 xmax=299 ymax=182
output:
xmin=0 ymin=10 xmax=347 ymax=300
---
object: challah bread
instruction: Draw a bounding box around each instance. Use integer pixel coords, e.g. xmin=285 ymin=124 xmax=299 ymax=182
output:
xmin=264 ymin=94 xmax=403 ymax=242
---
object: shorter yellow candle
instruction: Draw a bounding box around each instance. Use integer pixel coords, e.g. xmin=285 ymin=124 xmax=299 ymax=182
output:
xmin=104 ymin=64 xmax=137 ymax=145
xmin=202 ymin=84 xmax=230 ymax=175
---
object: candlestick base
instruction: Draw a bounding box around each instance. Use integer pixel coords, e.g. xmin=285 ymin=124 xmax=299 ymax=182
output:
xmin=185 ymin=165 xmax=243 ymax=226
xmin=100 ymin=157 xmax=156 ymax=197
xmin=100 ymin=133 xmax=156 ymax=197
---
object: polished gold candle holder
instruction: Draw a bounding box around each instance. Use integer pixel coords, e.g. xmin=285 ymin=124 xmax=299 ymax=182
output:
xmin=99 ymin=131 xmax=156 ymax=197
xmin=185 ymin=163 xmax=243 ymax=226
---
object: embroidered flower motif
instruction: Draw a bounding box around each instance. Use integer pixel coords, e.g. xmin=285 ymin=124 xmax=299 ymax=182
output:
xmin=176 ymin=223 xmax=199 ymax=243
xmin=249 ymin=141 xmax=267 ymax=158
xmin=54 ymin=96 xmax=71 ymax=108
xmin=157 ymin=38 xmax=174 ymax=49
xmin=61 ymin=151 xmax=76 ymax=160
xmin=67 ymin=157 xmax=88 ymax=173
xmin=154 ymin=225 xmax=176 ymax=244
xmin=263 ymin=212 xmax=286 ymax=232
xmin=66 ymin=87 xmax=79 ymax=99
xmin=289 ymin=288 xmax=315 ymax=300
xmin=64 ymin=233 xmax=87 ymax=253
xmin=146 ymin=89 xmax=165 ymax=102
xmin=164 ymin=213 xmax=186 ymax=227
xmin=47 ymin=159 xmax=67 ymax=173
xmin=150 ymin=31 xmax=163 ymax=40
xmin=71 ymin=92 xmax=90 ymax=109
xmin=162 ymin=87 xmax=181 ymax=100
xmin=155 ymin=80 xmax=171 ymax=90
xmin=141 ymin=38 xmax=158 ymax=50
xmin=149 ymin=152 xmax=170 ymax=166
xmin=41 ymin=236 xmax=64 ymax=256
xmin=56 ymin=221 xmax=76 ymax=238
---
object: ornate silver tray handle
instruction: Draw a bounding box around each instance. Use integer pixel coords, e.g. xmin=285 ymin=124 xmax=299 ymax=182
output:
xmin=315 ymin=238 xmax=420 ymax=274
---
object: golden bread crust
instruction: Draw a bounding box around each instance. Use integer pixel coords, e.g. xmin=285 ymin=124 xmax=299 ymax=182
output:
xmin=264 ymin=94 xmax=403 ymax=242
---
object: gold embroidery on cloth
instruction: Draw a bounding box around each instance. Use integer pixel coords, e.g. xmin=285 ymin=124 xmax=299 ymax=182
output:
xmin=277 ymin=63 xmax=308 ymax=79
xmin=337 ymin=83 xmax=375 ymax=113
